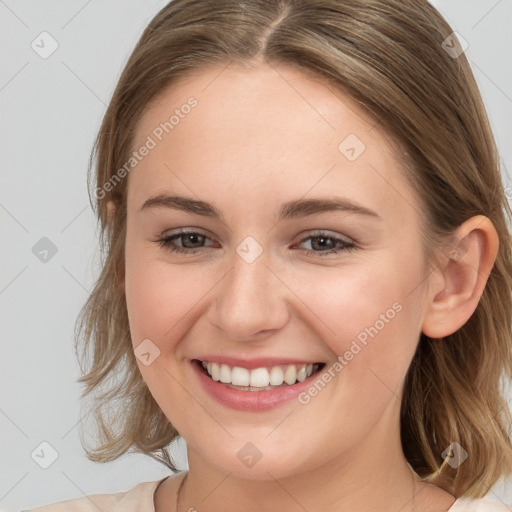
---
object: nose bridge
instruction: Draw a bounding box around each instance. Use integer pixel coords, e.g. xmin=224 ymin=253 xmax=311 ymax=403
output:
xmin=209 ymin=239 xmax=288 ymax=339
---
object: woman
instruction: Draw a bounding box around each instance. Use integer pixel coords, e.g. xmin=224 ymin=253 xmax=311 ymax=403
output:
xmin=24 ymin=0 xmax=512 ymax=510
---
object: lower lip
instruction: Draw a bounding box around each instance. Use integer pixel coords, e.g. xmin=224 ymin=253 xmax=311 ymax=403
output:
xmin=191 ymin=359 xmax=323 ymax=411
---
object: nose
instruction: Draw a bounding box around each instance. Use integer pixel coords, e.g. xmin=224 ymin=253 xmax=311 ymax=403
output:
xmin=207 ymin=246 xmax=290 ymax=341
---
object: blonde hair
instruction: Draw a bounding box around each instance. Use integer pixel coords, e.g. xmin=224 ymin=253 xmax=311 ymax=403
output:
xmin=76 ymin=0 xmax=512 ymax=498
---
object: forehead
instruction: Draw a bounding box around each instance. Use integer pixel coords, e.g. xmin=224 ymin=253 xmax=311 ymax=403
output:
xmin=128 ymin=62 xmax=418 ymax=223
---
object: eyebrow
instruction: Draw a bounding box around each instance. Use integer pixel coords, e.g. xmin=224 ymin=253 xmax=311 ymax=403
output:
xmin=140 ymin=194 xmax=382 ymax=221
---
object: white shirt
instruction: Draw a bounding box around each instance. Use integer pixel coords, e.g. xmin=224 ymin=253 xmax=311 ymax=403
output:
xmin=21 ymin=478 xmax=512 ymax=511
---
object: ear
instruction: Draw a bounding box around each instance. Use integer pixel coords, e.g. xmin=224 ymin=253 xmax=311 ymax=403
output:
xmin=422 ymin=215 xmax=499 ymax=338
xmin=106 ymin=200 xmax=126 ymax=294
xmin=106 ymin=199 xmax=116 ymax=228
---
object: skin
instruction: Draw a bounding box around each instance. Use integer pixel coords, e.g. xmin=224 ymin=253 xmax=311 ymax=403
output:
xmin=109 ymin=62 xmax=499 ymax=512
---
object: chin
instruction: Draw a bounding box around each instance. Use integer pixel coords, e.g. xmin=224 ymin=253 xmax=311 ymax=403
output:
xmin=199 ymin=443 xmax=315 ymax=482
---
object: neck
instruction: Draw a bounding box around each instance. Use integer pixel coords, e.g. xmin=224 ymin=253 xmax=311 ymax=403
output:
xmin=176 ymin=407 xmax=423 ymax=512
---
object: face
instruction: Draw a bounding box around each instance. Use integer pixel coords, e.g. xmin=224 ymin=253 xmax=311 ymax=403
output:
xmin=123 ymin=62 xmax=431 ymax=480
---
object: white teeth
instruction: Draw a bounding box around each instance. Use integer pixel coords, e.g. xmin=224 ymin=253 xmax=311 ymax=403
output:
xmin=219 ymin=364 xmax=231 ymax=383
xmin=284 ymin=365 xmax=297 ymax=385
xmin=201 ymin=361 xmax=318 ymax=388
xmin=269 ymin=366 xmax=284 ymax=386
xmin=249 ymin=368 xmax=270 ymax=387
xmin=296 ymin=365 xmax=307 ymax=382
xmin=211 ymin=362 xmax=220 ymax=381
xmin=231 ymin=366 xmax=250 ymax=386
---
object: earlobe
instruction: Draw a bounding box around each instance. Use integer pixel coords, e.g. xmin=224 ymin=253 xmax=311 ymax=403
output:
xmin=421 ymin=215 xmax=499 ymax=339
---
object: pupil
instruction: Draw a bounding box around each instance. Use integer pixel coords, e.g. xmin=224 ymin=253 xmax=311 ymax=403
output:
xmin=184 ymin=234 xmax=202 ymax=247
xmin=314 ymin=236 xmax=332 ymax=250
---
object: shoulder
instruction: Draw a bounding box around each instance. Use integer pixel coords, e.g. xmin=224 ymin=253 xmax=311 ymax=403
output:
xmin=20 ymin=479 xmax=164 ymax=512
xmin=450 ymin=497 xmax=512 ymax=511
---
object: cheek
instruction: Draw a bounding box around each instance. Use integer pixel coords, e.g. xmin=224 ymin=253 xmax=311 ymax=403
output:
xmin=125 ymin=259 xmax=203 ymax=343
xmin=290 ymin=256 xmax=423 ymax=385
xmin=124 ymin=234 xmax=221 ymax=359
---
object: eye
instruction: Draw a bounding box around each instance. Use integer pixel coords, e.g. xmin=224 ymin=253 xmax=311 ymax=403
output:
xmin=155 ymin=230 xmax=216 ymax=255
xmin=294 ymin=231 xmax=356 ymax=257
xmin=154 ymin=229 xmax=356 ymax=257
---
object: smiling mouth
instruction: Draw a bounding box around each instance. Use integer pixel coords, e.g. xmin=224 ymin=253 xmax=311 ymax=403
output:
xmin=195 ymin=359 xmax=326 ymax=391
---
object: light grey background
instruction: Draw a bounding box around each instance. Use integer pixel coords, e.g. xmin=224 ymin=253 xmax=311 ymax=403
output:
xmin=1 ymin=1 xmax=511 ymax=511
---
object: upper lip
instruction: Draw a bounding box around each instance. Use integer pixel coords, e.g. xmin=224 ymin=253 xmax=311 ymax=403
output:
xmin=192 ymin=356 xmax=324 ymax=369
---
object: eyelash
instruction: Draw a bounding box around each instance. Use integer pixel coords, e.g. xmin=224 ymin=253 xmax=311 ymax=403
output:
xmin=155 ymin=230 xmax=357 ymax=257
